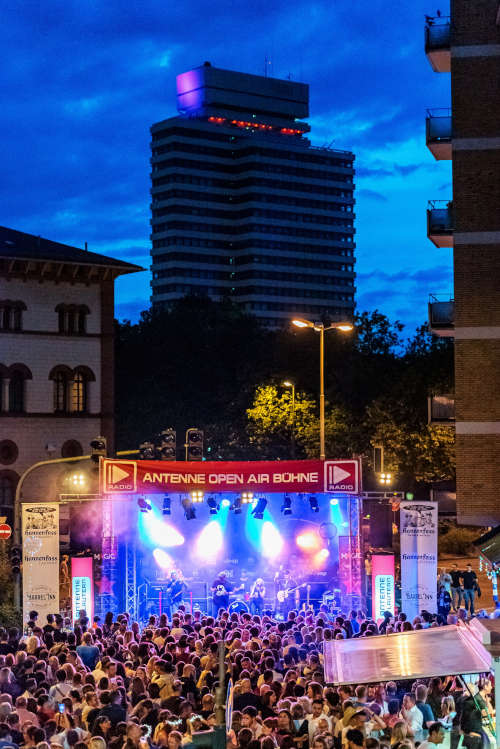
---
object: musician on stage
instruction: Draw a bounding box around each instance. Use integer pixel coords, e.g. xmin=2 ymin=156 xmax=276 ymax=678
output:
xmin=211 ymin=570 xmax=233 ymax=614
xmin=275 ymin=569 xmax=297 ymax=618
xmin=249 ymin=577 xmax=266 ymax=615
xmin=165 ymin=570 xmax=186 ymax=618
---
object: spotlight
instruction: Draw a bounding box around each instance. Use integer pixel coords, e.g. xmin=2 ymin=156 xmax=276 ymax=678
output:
xmin=137 ymin=497 xmax=151 ymax=513
xmin=379 ymin=473 xmax=392 ymax=485
xmin=231 ymin=496 xmax=242 ymax=514
xmin=190 ymin=490 xmax=204 ymax=503
xmin=221 ymin=498 xmax=231 ymax=508
xmin=241 ymin=491 xmax=254 ymax=504
xmin=330 ymin=497 xmax=339 ymax=506
xmin=182 ymin=496 xmax=196 ymax=520
xmin=308 ymin=495 xmax=319 ymax=512
xmin=251 ymin=497 xmax=267 ymax=519
xmin=281 ymin=494 xmax=292 ymax=516
xmin=162 ymin=494 xmax=171 ymax=515
xmin=207 ymin=496 xmax=219 ymax=515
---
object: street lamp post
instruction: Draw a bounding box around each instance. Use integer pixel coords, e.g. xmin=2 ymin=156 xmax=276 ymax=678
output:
xmin=292 ymin=318 xmax=353 ymax=461
xmin=283 ymin=380 xmax=295 ymax=459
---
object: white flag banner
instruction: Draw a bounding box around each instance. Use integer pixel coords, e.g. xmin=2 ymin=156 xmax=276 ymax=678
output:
xmin=399 ymin=501 xmax=438 ymax=620
xmin=22 ymin=503 xmax=59 ymax=623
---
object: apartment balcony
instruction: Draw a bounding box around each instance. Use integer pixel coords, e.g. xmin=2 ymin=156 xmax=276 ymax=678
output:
xmin=427 ymin=200 xmax=453 ymax=247
xmin=425 ymin=16 xmax=451 ymax=72
xmin=428 ymin=394 xmax=455 ymax=424
xmin=426 ymin=108 xmax=452 ymax=160
xmin=428 ymin=295 xmax=455 ymax=336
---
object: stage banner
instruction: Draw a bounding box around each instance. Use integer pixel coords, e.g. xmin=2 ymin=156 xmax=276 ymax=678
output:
xmin=71 ymin=557 xmax=94 ymax=624
xmin=22 ymin=503 xmax=59 ymax=623
xmin=399 ymin=501 xmax=438 ymax=620
xmin=371 ymin=554 xmax=395 ymax=622
xmin=101 ymin=458 xmax=361 ymax=494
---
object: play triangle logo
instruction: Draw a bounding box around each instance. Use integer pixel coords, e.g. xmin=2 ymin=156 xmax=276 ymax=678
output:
xmin=324 ymin=460 xmax=359 ymax=493
xmin=104 ymin=460 xmax=137 ymax=493
xmin=332 ymin=466 xmax=351 ymax=484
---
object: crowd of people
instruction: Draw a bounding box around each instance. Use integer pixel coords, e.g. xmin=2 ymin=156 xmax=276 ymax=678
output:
xmin=0 ymin=604 xmax=494 ymax=749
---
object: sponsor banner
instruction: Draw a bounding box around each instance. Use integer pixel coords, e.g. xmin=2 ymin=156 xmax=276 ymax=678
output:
xmin=372 ymin=554 xmax=395 ymax=621
xmin=399 ymin=501 xmax=438 ymax=620
xmin=71 ymin=557 xmax=93 ymax=624
xmin=22 ymin=503 xmax=59 ymax=623
xmin=101 ymin=458 xmax=360 ymax=494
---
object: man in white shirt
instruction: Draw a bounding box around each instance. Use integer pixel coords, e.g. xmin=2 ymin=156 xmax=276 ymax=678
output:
xmin=402 ymin=693 xmax=424 ymax=737
xmin=418 ymin=722 xmax=445 ymax=749
xmin=307 ymin=699 xmax=331 ymax=741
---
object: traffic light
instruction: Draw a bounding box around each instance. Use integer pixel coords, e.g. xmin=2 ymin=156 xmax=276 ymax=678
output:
xmin=139 ymin=441 xmax=156 ymax=460
xmin=90 ymin=436 xmax=107 ymax=464
xmin=159 ymin=429 xmax=176 ymax=460
xmin=185 ymin=428 xmax=204 ymax=461
xmin=9 ymin=545 xmax=21 ymax=575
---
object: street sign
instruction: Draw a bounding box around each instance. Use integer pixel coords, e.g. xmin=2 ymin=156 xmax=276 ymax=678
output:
xmin=324 ymin=460 xmax=360 ymax=493
xmin=0 ymin=524 xmax=12 ymax=540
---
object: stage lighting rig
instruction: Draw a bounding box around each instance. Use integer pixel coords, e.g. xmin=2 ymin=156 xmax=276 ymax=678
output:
xmin=182 ymin=496 xmax=196 ymax=520
xmin=281 ymin=494 xmax=292 ymax=516
xmin=241 ymin=492 xmax=253 ymax=504
xmin=251 ymin=497 xmax=267 ymax=519
xmin=309 ymin=495 xmax=319 ymax=512
xmin=139 ymin=441 xmax=156 ymax=460
xmin=207 ymin=496 xmax=219 ymax=515
xmin=162 ymin=494 xmax=171 ymax=515
xmin=137 ymin=497 xmax=151 ymax=513
xmin=379 ymin=472 xmax=392 ymax=485
xmin=231 ymin=496 xmax=242 ymax=514
xmin=190 ymin=490 xmax=204 ymax=503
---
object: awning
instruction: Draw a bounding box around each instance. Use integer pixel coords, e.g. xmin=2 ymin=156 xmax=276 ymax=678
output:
xmin=324 ymin=624 xmax=492 ymax=685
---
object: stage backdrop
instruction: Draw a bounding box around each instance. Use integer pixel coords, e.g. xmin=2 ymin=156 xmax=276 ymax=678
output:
xmin=399 ymin=501 xmax=438 ymax=619
xmin=22 ymin=503 xmax=59 ymax=623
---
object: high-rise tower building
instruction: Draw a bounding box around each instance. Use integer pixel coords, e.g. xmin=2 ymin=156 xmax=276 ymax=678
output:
xmin=425 ymin=2 xmax=500 ymax=524
xmin=150 ymin=63 xmax=356 ymax=327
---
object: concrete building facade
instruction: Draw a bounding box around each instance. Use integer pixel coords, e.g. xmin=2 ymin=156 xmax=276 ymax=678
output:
xmin=150 ymin=63 xmax=356 ymax=327
xmin=425 ymin=1 xmax=500 ymax=524
xmin=0 ymin=226 xmax=141 ymax=521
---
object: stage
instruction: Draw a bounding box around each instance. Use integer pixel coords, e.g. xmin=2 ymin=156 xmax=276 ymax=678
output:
xmin=65 ymin=458 xmax=365 ymax=621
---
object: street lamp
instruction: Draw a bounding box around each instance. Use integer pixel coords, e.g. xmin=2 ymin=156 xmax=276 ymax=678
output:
xmin=282 ymin=380 xmax=296 ymax=459
xmin=292 ymin=318 xmax=353 ymax=460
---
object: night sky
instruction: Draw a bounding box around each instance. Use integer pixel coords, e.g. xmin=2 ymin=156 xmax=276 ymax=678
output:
xmin=1 ymin=0 xmax=452 ymax=334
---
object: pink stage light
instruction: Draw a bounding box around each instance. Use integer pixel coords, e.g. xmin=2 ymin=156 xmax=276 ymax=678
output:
xmin=261 ymin=521 xmax=283 ymax=559
xmin=296 ymin=531 xmax=321 ymax=551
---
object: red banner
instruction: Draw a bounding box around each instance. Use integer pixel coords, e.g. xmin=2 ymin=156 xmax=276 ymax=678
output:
xmin=101 ymin=458 xmax=361 ymax=495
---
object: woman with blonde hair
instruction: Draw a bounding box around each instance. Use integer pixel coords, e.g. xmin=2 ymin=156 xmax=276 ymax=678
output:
xmin=390 ymin=721 xmax=409 ymax=746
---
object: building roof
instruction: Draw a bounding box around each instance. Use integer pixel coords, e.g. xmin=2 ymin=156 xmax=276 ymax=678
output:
xmin=0 ymin=225 xmax=143 ymax=274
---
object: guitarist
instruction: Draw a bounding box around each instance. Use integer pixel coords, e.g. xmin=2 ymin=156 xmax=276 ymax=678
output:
xmin=275 ymin=569 xmax=297 ymax=619
xmin=211 ymin=570 xmax=235 ymax=614
xmin=165 ymin=570 xmax=186 ymax=618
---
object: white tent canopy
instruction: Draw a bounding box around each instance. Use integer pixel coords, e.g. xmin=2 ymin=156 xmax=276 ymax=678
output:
xmin=324 ymin=624 xmax=493 ymax=685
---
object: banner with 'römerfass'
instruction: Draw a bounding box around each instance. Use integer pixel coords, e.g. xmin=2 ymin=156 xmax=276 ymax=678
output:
xmin=399 ymin=501 xmax=438 ymax=620
xmin=22 ymin=503 xmax=59 ymax=623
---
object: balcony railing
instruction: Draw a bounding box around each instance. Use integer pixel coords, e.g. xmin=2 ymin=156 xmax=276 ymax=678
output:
xmin=428 ymin=295 xmax=455 ymax=336
xmin=425 ymin=16 xmax=451 ymax=72
xmin=428 ymin=394 xmax=455 ymax=424
xmin=427 ymin=200 xmax=453 ymax=247
xmin=426 ymin=108 xmax=452 ymax=160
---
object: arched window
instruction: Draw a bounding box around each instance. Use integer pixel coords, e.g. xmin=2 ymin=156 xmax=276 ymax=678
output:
xmin=61 ymin=440 xmax=83 ymax=458
xmin=71 ymin=372 xmax=86 ymax=412
xmin=9 ymin=373 xmax=24 ymax=413
xmin=55 ymin=304 xmax=90 ymax=335
xmin=49 ymin=365 xmax=73 ymax=413
xmin=0 ymin=301 xmax=26 ymax=331
xmin=54 ymin=371 xmax=68 ymax=412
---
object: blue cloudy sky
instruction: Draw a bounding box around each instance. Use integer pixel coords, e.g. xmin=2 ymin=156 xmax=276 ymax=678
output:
xmin=1 ymin=0 xmax=452 ymax=333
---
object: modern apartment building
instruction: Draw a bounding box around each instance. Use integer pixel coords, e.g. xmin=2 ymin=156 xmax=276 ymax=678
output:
xmin=150 ymin=63 xmax=356 ymax=327
xmin=425 ymin=1 xmax=500 ymax=525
